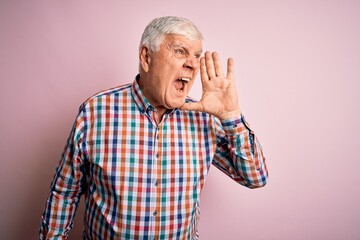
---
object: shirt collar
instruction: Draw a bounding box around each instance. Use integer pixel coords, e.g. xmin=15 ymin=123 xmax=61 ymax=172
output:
xmin=131 ymin=74 xmax=153 ymax=114
xmin=131 ymin=74 xmax=178 ymax=116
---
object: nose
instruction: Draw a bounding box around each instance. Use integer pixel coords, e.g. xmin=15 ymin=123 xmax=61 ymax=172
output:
xmin=183 ymin=55 xmax=200 ymax=70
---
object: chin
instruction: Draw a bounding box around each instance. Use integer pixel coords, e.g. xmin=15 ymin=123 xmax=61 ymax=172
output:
xmin=166 ymin=99 xmax=185 ymax=110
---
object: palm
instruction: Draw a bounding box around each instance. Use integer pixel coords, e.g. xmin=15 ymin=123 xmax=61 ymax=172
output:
xmin=182 ymin=51 xmax=241 ymax=120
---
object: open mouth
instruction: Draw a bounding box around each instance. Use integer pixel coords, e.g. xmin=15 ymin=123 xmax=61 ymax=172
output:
xmin=174 ymin=77 xmax=190 ymax=92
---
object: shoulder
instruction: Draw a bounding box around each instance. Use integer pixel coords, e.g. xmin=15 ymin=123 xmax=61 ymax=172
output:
xmin=79 ymin=83 xmax=132 ymax=109
xmin=86 ymin=83 xmax=132 ymax=103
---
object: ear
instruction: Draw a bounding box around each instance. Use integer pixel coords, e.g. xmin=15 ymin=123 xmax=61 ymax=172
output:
xmin=139 ymin=46 xmax=151 ymax=73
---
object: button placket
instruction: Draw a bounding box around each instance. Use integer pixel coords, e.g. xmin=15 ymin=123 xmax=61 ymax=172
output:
xmin=149 ymin=124 xmax=159 ymax=232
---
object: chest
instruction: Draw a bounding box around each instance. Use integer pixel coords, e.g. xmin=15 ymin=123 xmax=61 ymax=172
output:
xmin=84 ymin=111 xmax=216 ymax=194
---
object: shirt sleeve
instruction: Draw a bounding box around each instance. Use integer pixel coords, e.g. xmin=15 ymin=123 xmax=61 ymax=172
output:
xmin=211 ymin=114 xmax=268 ymax=188
xmin=39 ymin=108 xmax=87 ymax=239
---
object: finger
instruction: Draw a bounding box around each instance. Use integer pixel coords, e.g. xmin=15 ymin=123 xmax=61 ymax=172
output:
xmin=200 ymin=57 xmax=208 ymax=84
xmin=205 ymin=51 xmax=216 ymax=79
xmin=212 ymin=52 xmax=224 ymax=78
xmin=180 ymin=102 xmax=203 ymax=112
xmin=226 ymin=57 xmax=234 ymax=81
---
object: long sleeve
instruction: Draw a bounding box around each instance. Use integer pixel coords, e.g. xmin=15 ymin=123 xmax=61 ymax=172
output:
xmin=211 ymin=115 xmax=268 ymax=188
xmin=40 ymin=109 xmax=87 ymax=239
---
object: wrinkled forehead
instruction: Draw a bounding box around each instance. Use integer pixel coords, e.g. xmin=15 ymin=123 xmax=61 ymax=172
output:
xmin=162 ymin=34 xmax=203 ymax=52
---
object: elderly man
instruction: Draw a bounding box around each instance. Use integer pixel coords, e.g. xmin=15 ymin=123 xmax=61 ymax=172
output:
xmin=40 ymin=16 xmax=268 ymax=239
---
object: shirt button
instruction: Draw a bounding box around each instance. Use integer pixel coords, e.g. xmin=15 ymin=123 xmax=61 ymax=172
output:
xmin=155 ymin=180 xmax=158 ymax=187
xmin=153 ymin=210 xmax=157 ymax=216
xmin=156 ymin=153 xmax=159 ymax=158
xmin=156 ymin=135 xmax=159 ymax=140
xmin=233 ymin=124 xmax=238 ymax=128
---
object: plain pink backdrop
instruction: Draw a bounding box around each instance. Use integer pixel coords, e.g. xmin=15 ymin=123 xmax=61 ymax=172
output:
xmin=1 ymin=1 xmax=359 ymax=239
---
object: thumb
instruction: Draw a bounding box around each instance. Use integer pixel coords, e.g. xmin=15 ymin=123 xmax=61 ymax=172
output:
xmin=180 ymin=102 xmax=203 ymax=112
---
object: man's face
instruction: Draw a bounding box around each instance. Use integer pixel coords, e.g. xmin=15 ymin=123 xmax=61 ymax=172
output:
xmin=140 ymin=34 xmax=203 ymax=111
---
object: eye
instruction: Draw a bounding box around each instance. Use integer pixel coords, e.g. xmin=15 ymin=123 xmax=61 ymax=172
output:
xmin=194 ymin=53 xmax=201 ymax=60
xmin=174 ymin=48 xmax=186 ymax=56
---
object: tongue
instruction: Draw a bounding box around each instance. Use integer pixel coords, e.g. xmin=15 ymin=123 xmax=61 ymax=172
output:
xmin=174 ymin=80 xmax=183 ymax=91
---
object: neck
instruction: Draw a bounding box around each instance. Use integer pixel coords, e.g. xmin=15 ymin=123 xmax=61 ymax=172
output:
xmin=156 ymin=108 xmax=167 ymax=124
xmin=137 ymin=74 xmax=167 ymax=125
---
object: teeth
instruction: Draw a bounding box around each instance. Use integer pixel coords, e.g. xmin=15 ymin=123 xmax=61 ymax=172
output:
xmin=179 ymin=77 xmax=190 ymax=82
xmin=175 ymin=78 xmax=189 ymax=93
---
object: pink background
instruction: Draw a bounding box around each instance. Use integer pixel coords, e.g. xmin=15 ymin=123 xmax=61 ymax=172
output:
xmin=1 ymin=1 xmax=359 ymax=239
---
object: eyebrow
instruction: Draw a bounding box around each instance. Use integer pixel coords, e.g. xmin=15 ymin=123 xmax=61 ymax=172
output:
xmin=171 ymin=43 xmax=203 ymax=55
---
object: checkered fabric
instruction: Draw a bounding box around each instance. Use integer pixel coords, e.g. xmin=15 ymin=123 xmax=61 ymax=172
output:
xmin=40 ymin=75 xmax=268 ymax=239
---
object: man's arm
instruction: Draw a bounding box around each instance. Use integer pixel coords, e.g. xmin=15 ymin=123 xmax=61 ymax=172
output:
xmin=181 ymin=51 xmax=268 ymax=187
xmin=211 ymin=114 xmax=268 ymax=188
xmin=40 ymin=109 xmax=86 ymax=239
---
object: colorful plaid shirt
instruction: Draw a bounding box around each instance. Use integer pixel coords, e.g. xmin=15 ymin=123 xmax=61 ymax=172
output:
xmin=40 ymin=76 xmax=268 ymax=239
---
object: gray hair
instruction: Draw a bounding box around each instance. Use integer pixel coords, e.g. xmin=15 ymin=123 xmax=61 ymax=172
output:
xmin=139 ymin=16 xmax=203 ymax=52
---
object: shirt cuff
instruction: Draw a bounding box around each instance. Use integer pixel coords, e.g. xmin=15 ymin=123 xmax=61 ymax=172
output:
xmin=220 ymin=114 xmax=253 ymax=136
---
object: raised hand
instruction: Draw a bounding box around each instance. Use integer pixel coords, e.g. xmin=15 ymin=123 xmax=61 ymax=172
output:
xmin=181 ymin=51 xmax=241 ymax=120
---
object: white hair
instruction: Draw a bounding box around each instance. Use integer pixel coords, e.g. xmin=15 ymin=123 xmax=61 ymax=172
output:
xmin=139 ymin=16 xmax=203 ymax=52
